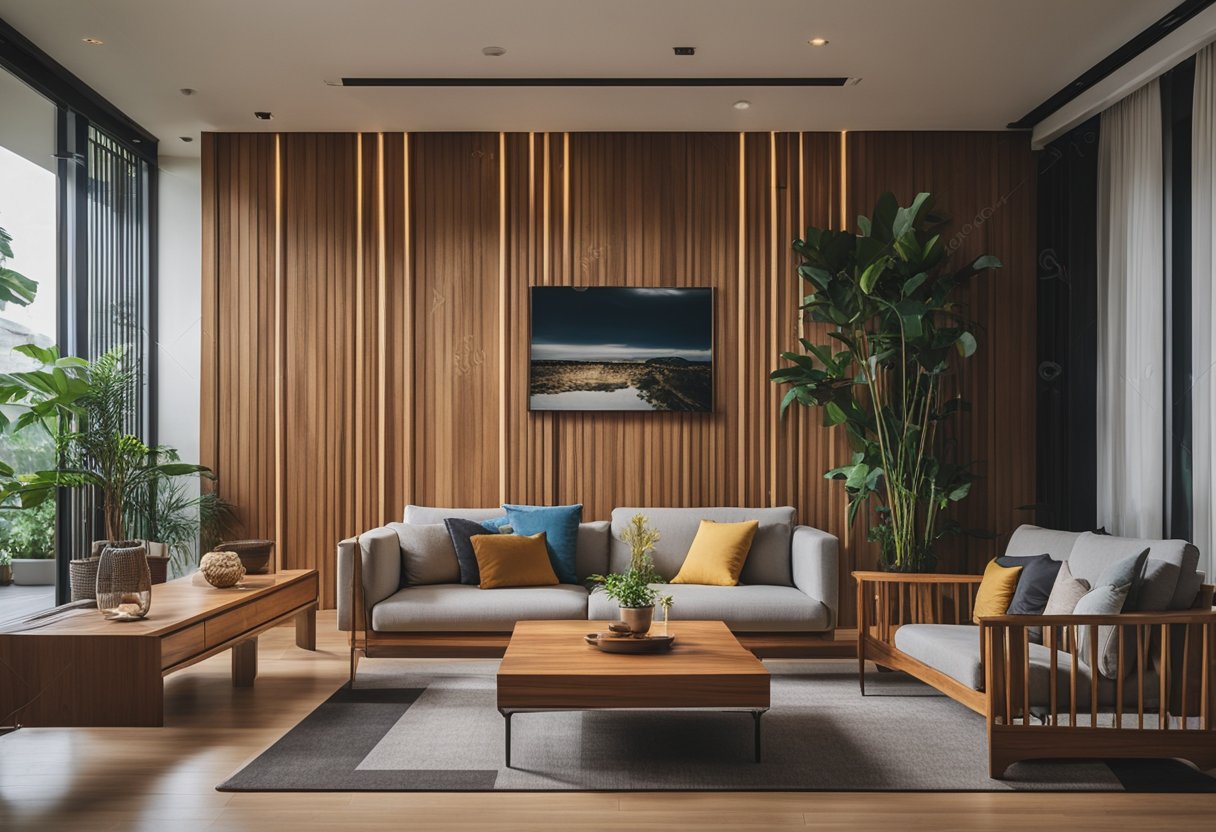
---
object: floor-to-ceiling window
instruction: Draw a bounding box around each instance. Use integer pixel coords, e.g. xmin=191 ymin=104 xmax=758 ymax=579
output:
xmin=0 ymin=20 xmax=157 ymax=614
xmin=0 ymin=67 xmax=58 ymax=616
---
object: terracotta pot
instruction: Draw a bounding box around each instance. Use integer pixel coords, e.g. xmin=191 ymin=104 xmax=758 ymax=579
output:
xmin=619 ymin=605 xmax=654 ymax=635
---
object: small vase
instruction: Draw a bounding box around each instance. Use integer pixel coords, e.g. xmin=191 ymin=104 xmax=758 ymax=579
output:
xmin=95 ymin=541 xmax=152 ymax=621
xmin=619 ymin=605 xmax=654 ymax=635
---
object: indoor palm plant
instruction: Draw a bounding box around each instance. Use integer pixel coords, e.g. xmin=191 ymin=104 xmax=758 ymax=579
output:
xmin=0 ymin=345 xmax=211 ymax=590
xmin=770 ymin=192 xmax=1001 ymax=572
xmin=590 ymin=513 xmax=665 ymax=633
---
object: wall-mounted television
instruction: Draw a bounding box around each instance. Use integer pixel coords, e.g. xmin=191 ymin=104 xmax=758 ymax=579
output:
xmin=529 ymin=286 xmax=713 ymax=412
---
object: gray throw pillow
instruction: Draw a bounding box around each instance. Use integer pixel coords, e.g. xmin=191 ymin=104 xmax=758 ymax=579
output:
xmin=1073 ymin=581 xmax=1132 ymax=679
xmin=394 ymin=523 xmax=461 ymax=586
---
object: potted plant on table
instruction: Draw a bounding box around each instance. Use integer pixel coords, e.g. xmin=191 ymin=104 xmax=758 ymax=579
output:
xmin=770 ymin=192 xmax=1002 ymax=572
xmin=590 ymin=513 xmax=665 ymax=634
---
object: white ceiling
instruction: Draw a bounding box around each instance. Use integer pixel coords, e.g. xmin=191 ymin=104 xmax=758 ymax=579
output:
xmin=0 ymin=0 xmax=1180 ymax=157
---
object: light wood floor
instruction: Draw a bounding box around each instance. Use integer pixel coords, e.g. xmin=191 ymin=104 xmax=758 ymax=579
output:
xmin=2 ymin=611 xmax=1214 ymax=831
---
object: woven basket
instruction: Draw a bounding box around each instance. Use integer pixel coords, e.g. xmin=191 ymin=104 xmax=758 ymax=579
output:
xmin=69 ymin=558 xmax=100 ymax=602
xmin=96 ymin=541 xmax=151 ymax=619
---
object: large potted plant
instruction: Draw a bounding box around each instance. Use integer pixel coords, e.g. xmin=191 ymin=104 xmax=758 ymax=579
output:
xmin=0 ymin=346 xmax=211 ymax=593
xmin=590 ymin=513 xmax=667 ymax=633
xmin=770 ymin=192 xmax=1001 ymax=572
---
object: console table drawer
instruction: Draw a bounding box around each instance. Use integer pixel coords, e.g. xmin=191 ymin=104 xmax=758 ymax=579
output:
xmin=205 ymin=601 xmax=261 ymax=648
xmin=161 ymin=623 xmax=205 ymax=669
xmin=256 ymin=579 xmax=316 ymax=620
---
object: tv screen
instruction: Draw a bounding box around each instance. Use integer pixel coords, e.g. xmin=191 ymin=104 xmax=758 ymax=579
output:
xmin=529 ymin=286 xmax=713 ymax=412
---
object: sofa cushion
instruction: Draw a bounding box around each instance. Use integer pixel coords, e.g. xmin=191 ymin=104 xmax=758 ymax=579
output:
xmin=472 ymin=532 xmax=559 ymax=589
xmin=575 ymin=521 xmax=610 ymax=580
xmin=392 ymin=522 xmax=460 ymax=586
xmin=892 ymin=624 xmax=1159 ymax=709
xmin=1043 ymin=562 xmax=1091 ymax=614
xmin=996 ymin=553 xmax=1062 ymax=615
xmin=502 ymin=503 xmax=582 ymax=584
xmin=671 ymin=520 xmax=759 ymax=586
xmin=1004 ymin=525 xmax=1083 ymax=561
xmin=443 ymin=517 xmax=502 ymax=585
xmin=588 ymin=583 xmax=830 ymax=632
xmin=609 ymin=506 xmax=795 ymax=586
xmin=371 ymin=583 xmax=589 ymax=631
xmin=405 ymin=505 xmax=505 ymax=524
xmin=1067 ymin=532 xmax=1199 ymax=610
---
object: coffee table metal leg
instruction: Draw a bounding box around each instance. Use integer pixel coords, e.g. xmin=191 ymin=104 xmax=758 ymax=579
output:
xmin=752 ymin=709 xmax=765 ymax=762
xmin=501 ymin=710 xmax=513 ymax=768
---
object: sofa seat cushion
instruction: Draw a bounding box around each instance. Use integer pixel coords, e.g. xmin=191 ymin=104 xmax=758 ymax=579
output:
xmin=588 ymin=583 xmax=830 ymax=632
xmin=892 ymin=624 xmax=1159 ymax=710
xmin=371 ymin=584 xmax=589 ymax=632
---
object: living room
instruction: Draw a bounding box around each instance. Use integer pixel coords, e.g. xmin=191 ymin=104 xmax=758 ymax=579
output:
xmin=0 ymin=0 xmax=1214 ymax=828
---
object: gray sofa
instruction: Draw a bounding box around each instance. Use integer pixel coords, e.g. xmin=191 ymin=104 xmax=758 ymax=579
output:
xmin=337 ymin=505 xmax=839 ymax=655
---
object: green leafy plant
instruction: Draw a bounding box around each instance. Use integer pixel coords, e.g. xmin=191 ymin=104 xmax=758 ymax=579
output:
xmin=770 ymin=192 xmax=1001 ymax=572
xmin=0 ymin=226 xmax=37 ymax=308
xmin=128 ymin=466 xmax=237 ymax=577
xmin=590 ymin=512 xmax=665 ymax=608
xmin=0 ymin=499 xmax=55 ymax=559
xmin=0 ymin=346 xmax=211 ymax=544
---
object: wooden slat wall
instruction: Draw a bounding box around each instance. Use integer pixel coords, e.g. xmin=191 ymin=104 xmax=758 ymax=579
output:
xmin=201 ymin=130 xmax=1036 ymax=614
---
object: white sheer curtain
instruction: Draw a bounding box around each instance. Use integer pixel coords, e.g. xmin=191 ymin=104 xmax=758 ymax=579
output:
xmin=1096 ymin=80 xmax=1164 ymax=539
xmin=1193 ymin=45 xmax=1216 ymax=579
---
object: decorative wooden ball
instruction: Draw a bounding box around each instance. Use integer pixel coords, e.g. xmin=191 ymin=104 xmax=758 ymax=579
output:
xmin=200 ymin=551 xmax=245 ymax=588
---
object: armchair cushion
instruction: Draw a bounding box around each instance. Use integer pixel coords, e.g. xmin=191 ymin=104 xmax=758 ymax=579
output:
xmin=996 ymin=553 xmax=1061 ymax=615
xmin=1043 ymin=562 xmax=1091 ymax=614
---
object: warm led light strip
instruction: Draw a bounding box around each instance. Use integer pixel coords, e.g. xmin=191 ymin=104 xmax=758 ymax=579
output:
xmin=737 ymin=131 xmax=747 ymax=501
xmin=377 ymin=133 xmax=387 ymax=521
xmin=273 ymin=134 xmax=284 ymax=572
xmin=769 ymin=131 xmax=779 ymax=508
xmin=498 ymin=132 xmax=508 ymax=502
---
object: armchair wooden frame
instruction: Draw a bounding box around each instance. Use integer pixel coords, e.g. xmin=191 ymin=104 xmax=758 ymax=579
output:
xmin=854 ymin=570 xmax=1216 ymax=778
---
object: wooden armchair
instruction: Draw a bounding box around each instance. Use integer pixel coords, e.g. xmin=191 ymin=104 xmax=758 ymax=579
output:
xmin=854 ymin=570 xmax=1216 ymax=778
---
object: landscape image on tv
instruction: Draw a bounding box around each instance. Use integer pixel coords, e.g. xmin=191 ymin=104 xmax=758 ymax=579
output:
xmin=529 ymin=286 xmax=713 ymax=412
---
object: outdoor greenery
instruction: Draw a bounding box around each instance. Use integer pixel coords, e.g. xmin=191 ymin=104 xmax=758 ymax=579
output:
xmin=0 ymin=498 xmax=54 ymax=559
xmin=770 ymin=192 xmax=1001 ymax=572
xmin=0 ymin=225 xmax=37 ymax=309
xmin=590 ymin=512 xmax=665 ymax=608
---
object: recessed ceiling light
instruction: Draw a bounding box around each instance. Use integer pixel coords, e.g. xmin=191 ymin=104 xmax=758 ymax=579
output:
xmin=807 ymin=37 xmax=829 ymax=47
xmin=733 ymin=100 xmax=751 ymax=110
xmin=253 ymin=111 xmax=273 ymax=120
xmin=179 ymin=136 xmax=194 ymax=143
xmin=179 ymin=88 xmax=196 ymax=96
xmin=81 ymin=37 xmax=104 ymax=45
xmin=482 ymin=46 xmax=506 ymax=57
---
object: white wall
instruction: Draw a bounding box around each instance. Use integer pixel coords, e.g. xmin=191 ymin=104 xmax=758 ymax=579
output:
xmin=156 ymin=155 xmax=201 ymax=467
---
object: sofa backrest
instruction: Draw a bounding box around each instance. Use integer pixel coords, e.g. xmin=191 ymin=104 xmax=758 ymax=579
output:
xmin=609 ymin=506 xmax=796 ymax=586
xmin=401 ymin=505 xmax=610 ymax=581
xmin=1004 ymin=524 xmax=1202 ymax=610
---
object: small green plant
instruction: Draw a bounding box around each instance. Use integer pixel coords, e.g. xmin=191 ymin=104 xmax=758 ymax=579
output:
xmin=659 ymin=594 xmax=674 ymax=618
xmin=0 ymin=550 xmax=12 ymax=566
xmin=591 ymin=513 xmax=665 ymax=609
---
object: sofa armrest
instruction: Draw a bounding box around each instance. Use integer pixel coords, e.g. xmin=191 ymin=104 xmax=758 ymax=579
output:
xmin=791 ymin=525 xmax=839 ymax=629
xmin=336 ymin=527 xmax=402 ymax=631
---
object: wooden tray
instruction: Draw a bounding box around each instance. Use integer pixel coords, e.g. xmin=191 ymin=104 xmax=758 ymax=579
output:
xmin=584 ymin=632 xmax=675 ymax=653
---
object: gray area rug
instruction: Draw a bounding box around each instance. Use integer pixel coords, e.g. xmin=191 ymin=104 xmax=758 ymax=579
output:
xmin=219 ymin=659 xmax=1216 ymax=792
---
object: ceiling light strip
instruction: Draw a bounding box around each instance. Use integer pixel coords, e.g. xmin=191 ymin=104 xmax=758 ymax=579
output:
xmin=339 ymin=77 xmax=849 ymax=87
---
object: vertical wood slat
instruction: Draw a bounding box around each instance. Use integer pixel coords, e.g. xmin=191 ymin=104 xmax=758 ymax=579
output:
xmin=201 ymin=131 xmax=1036 ymax=611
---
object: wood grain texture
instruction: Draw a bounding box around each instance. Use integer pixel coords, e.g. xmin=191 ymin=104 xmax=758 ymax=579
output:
xmin=200 ymin=131 xmax=1036 ymax=620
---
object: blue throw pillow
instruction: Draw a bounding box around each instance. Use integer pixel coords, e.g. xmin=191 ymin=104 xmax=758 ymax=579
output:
xmin=501 ymin=504 xmax=582 ymax=584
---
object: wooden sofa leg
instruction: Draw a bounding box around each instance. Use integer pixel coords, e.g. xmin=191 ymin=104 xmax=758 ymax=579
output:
xmin=350 ymin=643 xmax=362 ymax=689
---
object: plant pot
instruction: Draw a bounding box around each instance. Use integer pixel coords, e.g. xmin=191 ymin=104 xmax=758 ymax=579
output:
xmin=12 ymin=558 xmax=56 ymax=586
xmin=619 ymin=604 xmax=654 ymax=635
xmin=70 ymin=557 xmax=100 ymax=601
xmin=96 ymin=541 xmax=151 ymax=620
xmin=215 ymin=539 xmax=274 ymax=575
xmin=0 ymin=564 xmax=11 ymax=586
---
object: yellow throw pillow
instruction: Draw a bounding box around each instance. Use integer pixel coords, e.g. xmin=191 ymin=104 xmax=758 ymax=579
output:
xmin=971 ymin=559 xmax=1023 ymax=623
xmin=472 ymin=532 xmax=559 ymax=589
xmin=671 ymin=519 xmax=760 ymax=586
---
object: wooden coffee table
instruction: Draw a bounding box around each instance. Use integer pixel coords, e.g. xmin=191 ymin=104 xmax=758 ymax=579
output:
xmin=496 ymin=619 xmax=770 ymax=767
xmin=0 ymin=569 xmax=318 ymax=727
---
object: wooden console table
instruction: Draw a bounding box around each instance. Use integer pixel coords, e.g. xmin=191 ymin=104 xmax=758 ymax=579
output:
xmin=0 ymin=569 xmax=318 ymax=727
